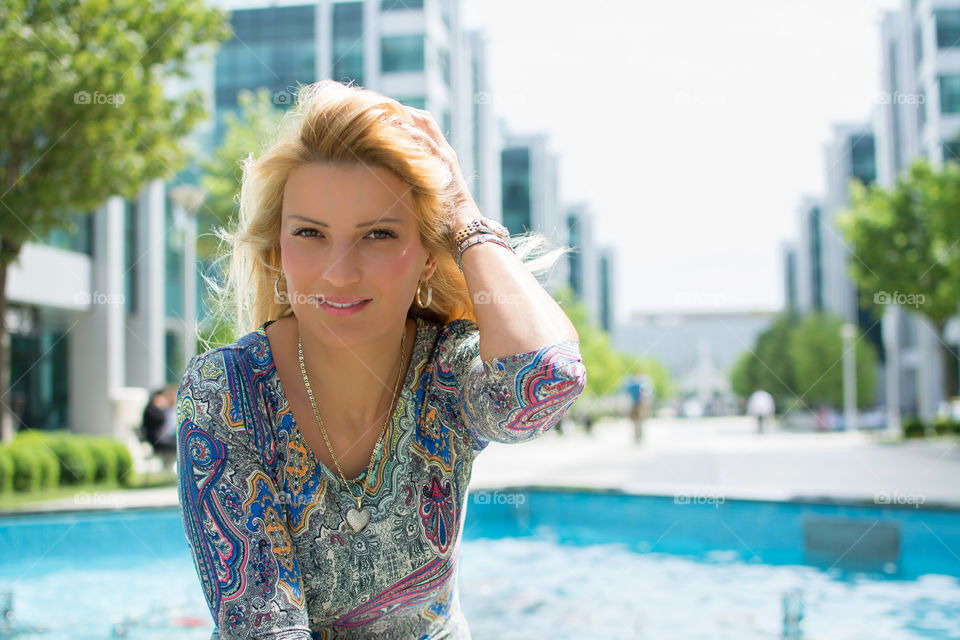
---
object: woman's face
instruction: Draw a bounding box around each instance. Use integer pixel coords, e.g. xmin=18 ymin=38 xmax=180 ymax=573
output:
xmin=279 ymin=162 xmax=437 ymax=343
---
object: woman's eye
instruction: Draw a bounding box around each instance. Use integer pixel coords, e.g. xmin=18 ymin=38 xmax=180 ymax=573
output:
xmin=292 ymin=227 xmax=397 ymax=240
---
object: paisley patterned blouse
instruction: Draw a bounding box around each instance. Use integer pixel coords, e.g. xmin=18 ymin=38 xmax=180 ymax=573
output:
xmin=176 ymin=314 xmax=587 ymax=639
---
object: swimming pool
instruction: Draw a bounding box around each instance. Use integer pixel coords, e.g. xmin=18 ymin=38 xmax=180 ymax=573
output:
xmin=1 ymin=488 xmax=958 ymax=638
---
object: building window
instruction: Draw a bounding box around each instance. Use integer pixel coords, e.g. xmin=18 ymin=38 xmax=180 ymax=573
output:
xmin=438 ymin=45 xmax=451 ymax=88
xmin=333 ymin=1 xmax=364 ymax=86
xmin=214 ymin=5 xmax=316 ymax=143
xmin=918 ymin=86 xmax=927 ymax=129
xmin=124 ymin=199 xmax=139 ymax=314
xmin=914 ymin=21 xmax=923 ymax=71
xmin=441 ymin=108 xmax=451 ymax=139
xmin=936 ymin=9 xmax=960 ymax=48
xmin=381 ymin=0 xmax=423 ymax=10
xmin=849 ymin=134 xmax=876 ymax=186
xmin=939 ymin=74 xmax=960 ymax=113
xmin=164 ymin=190 xmax=184 ymax=320
xmin=501 ymin=147 xmax=531 ymax=235
xmin=943 ymin=139 xmax=960 ymax=163
xmin=382 ymin=35 xmax=425 ymax=73
xmin=396 ymin=96 xmax=426 ymax=110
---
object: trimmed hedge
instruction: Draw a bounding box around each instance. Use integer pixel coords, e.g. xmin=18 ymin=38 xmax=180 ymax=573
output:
xmin=3 ymin=429 xmax=134 ymax=494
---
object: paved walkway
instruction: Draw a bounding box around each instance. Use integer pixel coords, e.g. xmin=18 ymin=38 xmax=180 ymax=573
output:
xmin=4 ymin=416 xmax=959 ymax=515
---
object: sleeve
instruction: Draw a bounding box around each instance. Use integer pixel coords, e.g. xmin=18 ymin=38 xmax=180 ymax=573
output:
xmin=176 ymin=352 xmax=312 ymax=640
xmin=437 ymin=319 xmax=588 ymax=453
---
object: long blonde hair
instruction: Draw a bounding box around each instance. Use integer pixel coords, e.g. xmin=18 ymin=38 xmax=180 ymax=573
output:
xmin=203 ymin=79 xmax=571 ymax=345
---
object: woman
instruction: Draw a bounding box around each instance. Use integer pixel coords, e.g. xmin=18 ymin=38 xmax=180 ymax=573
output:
xmin=176 ymin=79 xmax=587 ymax=639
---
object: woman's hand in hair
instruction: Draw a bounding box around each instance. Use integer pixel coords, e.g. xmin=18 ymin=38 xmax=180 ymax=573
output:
xmin=398 ymin=106 xmax=480 ymax=224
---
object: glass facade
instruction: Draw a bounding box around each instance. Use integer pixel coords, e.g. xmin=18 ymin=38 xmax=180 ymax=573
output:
xmin=936 ymin=8 xmax=960 ymax=48
xmin=501 ymin=147 xmax=532 ymax=235
xmin=849 ymin=134 xmax=876 ymax=186
xmin=918 ymin=85 xmax=927 ymax=130
xmin=438 ymin=44 xmax=451 ymax=88
xmin=567 ymin=215 xmax=582 ymax=297
xmin=914 ymin=21 xmax=923 ymax=71
xmin=395 ymin=96 xmax=427 ymax=110
xmin=9 ymin=310 xmax=70 ymax=431
xmin=333 ymin=1 xmax=364 ymax=86
xmin=214 ymin=5 xmax=316 ymax=142
xmin=939 ymin=74 xmax=960 ymax=113
xmin=164 ymin=190 xmax=184 ymax=320
xmin=41 ymin=211 xmax=93 ymax=255
xmin=808 ymin=206 xmax=823 ymax=313
xmin=165 ymin=329 xmax=183 ymax=385
xmin=124 ymin=199 xmax=139 ymax=314
xmin=382 ymin=0 xmax=423 ymax=10
xmin=599 ymin=252 xmax=611 ymax=333
xmin=943 ymin=139 xmax=960 ymax=162
xmin=382 ymin=35 xmax=425 ymax=73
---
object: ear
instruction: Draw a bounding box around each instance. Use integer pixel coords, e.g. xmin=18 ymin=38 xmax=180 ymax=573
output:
xmin=420 ymin=251 xmax=439 ymax=281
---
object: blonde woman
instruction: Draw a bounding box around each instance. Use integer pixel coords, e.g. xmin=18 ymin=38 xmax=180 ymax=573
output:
xmin=176 ymin=79 xmax=587 ymax=639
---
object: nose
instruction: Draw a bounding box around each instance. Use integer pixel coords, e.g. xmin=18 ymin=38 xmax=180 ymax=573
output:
xmin=320 ymin=239 xmax=362 ymax=288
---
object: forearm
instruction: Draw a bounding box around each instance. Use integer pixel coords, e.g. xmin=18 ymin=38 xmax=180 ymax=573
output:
xmin=451 ymin=211 xmax=579 ymax=362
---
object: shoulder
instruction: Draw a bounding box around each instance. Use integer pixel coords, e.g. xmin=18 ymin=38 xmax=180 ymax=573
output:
xmin=181 ymin=325 xmax=273 ymax=384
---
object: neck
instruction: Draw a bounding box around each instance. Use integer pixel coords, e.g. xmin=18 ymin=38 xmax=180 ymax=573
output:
xmin=297 ymin=316 xmax=413 ymax=431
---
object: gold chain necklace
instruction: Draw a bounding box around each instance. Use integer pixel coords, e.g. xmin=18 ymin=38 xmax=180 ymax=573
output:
xmin=297 ymin=322 xmax=407 ymax=534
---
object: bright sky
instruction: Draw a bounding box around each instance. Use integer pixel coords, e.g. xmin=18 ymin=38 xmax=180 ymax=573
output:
xmin=462 ymin=0 xmax=900 ymax=324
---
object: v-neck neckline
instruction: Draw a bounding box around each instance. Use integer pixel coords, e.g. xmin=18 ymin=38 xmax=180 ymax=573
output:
xmin=257 ymin=314 xmax=427 ymax=487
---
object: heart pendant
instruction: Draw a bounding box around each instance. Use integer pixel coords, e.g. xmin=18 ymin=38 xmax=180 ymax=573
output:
xmin=346 ymin=507 xmax=371 ymax=533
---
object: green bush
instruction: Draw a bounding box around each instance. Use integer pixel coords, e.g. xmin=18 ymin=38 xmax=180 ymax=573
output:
xmin=110 ymin=439 xmax=134 ymax=486
xmin=0 ymin=446 xmax=14 ymax=493
xmin=933 ymin=418 xmax=960 ymax=436
xmin=46 ymin=434 xmax=96 ymax=485
xmin=903 ymin=416 xmax=927 ymax=438
xmin=8 ymin=441 xmax=58 ymax=491
xmin=8 ymin=445 xmax=41 ymax=492
xmin=84 ymin=436 xmax=119 ymax=484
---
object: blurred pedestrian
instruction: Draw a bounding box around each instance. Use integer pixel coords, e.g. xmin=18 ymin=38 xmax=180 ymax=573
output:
xmin=140 ymin=386 xmax=178 ymax=474
xmin=746 ymin=388 xmax=775 ymax=434
xmin=624 ymin=369 xmax=654 ymax=444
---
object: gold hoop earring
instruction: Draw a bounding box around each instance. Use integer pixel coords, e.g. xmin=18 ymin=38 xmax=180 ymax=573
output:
xmin=274 ymin=273 xmax=288 ymax=304
xmin=416 ymin=279 xmax=433 ymax=308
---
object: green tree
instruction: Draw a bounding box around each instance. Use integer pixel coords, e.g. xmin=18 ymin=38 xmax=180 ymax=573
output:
xmin=837 ymin=159 xmax=960 ymax=402
xmin=788 ymin=313 xmax=878 ymax=409
xmin=193 ymin=88 xmax=285 ymax=354
xmin=0 ymin=0 xmax=232 ymax=443
xmin=197 ymin=87 xmax=284 ymax=260
xmin=729 ymin=310 xmax=801 ymax=411
xmin=553 ymin=286 xmax=673 ymax=418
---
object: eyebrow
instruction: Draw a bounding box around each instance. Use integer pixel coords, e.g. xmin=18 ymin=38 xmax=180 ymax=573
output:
xmin=288 ymin=214 xmax=404 ymax=228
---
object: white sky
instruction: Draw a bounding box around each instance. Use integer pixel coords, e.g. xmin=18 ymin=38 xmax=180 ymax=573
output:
xmin=461 ymin=0 xmax=900 ymax=324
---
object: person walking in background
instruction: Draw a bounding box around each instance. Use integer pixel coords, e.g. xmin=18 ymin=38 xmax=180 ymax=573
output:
xmin=624 ymin=369 xmax=654 ymax=444
xmin=746 ymin=388 xmax=775 ymax=434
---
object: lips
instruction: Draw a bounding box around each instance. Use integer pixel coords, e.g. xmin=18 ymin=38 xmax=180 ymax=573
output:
xmin=323 ymin=296 xmax=371 ymax=304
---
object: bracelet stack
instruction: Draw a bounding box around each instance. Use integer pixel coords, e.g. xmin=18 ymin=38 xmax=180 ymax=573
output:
xmin=452 ymin=216 xmax=515 ymax=272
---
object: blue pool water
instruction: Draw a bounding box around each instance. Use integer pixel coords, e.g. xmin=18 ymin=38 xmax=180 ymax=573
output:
xmin=1 ymin=488 xmax=958 ymax=639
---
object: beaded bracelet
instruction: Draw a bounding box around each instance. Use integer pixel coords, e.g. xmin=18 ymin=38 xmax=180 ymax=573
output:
xmin=455 ymin=232 xmax=515 ymax=272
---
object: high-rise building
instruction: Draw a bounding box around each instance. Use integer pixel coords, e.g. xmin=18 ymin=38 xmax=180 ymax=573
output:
xmin=874 ymin=0 xmax=960 ymax=423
